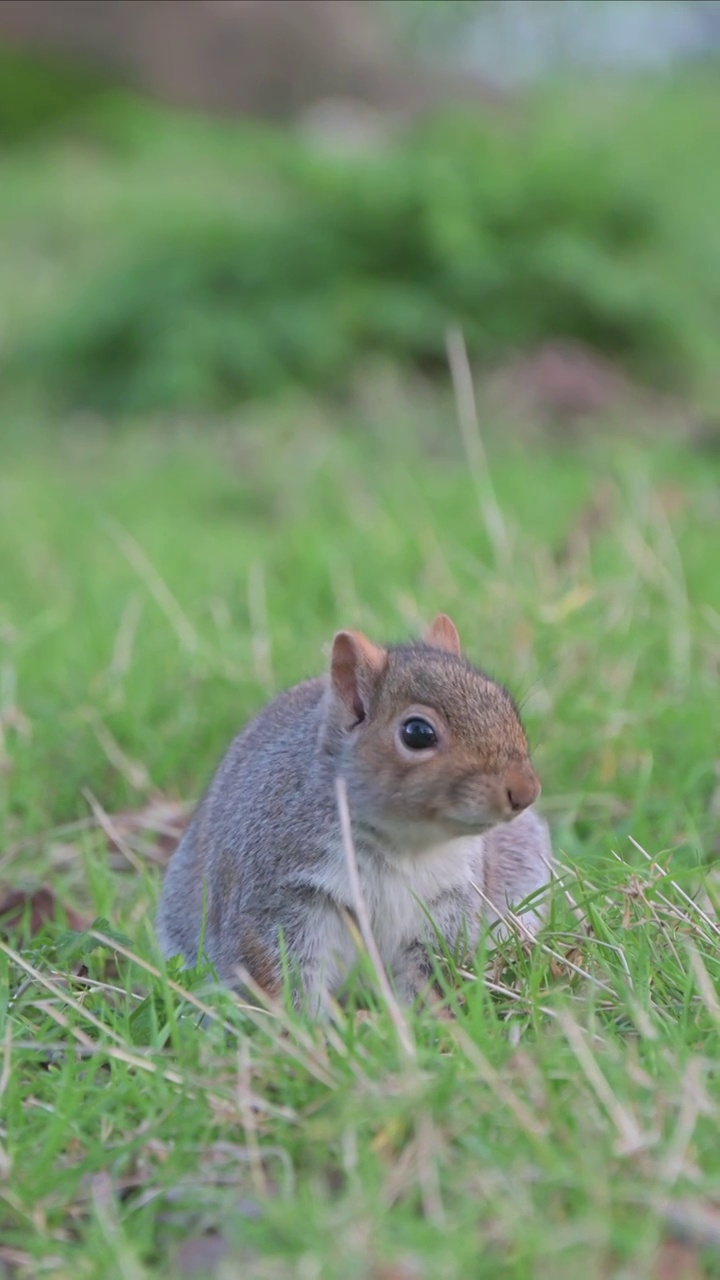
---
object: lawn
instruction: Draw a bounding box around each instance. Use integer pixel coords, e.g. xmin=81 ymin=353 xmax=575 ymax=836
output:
xmin=1 ymin=393 xmax=719 ymax=1278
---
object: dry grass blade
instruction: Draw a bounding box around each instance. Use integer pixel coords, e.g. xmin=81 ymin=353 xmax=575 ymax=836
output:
xmin=236 ymin=1040 xmax=270 ymax=1197
xmin=82 ymin=789 xmax=148 ymax=876
xmin=226 ymin=964 xmax=340 ymax=1090
xmin=446 ymin=325 xmax=509 ymax=567
xmin=82 ymin=710 xmax=152 ymax=793
xmin=90 ymin=1171 xmax=148 ymax=1280
xmin=0 ymin=1020 xmax=12 ymax=1103
xmin=31 ymin=997 xmax=189 ymax=1087
xmin=660 ymin=1057 xmax=710 ymax=1186
xmin=0 ymin=1021 xmax=11 ymax=1175
xmin=414 ymin=1108 xmax=446 ymax=1226
xmin=2 ymin=939 xmax=128 ymax=1046
xmin=558 ymin=1009 xmax=646 ymax=1154
xmin=629 ymin=837 xmax=720 ymax=943
xmin=3 ymin=949 xmax=206 ymax=1090
xmin=473 ymin=880 xmax=617 ymax=995
xmin=335 ymin=777 xmax=415 ymax=1062
xmin=89 ymin=929 xmax=263 ymax=1034
xmin=657 ymin=1199 xmax=720 ymax=1249
xmin=452 ymin=1026 xmax=547 ymax=1141
xmin=105 ymin=516 xmax=198 ymax=654
xmin=685 ymin=942 xmax=720 ymax=1024
xmin=247 ymin=559 xmax=274 ymax=693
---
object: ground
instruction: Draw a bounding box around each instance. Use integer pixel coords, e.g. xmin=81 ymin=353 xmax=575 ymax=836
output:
xmin=1 ymin=393 xmax=719 ymax=1278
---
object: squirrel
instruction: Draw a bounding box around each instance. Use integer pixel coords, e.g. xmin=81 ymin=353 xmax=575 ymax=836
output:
xmin=156 ymin=614 xmax=551 ymax=1010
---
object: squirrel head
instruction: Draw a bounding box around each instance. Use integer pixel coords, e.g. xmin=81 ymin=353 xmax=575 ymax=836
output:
xmin=325 ymin=614 xmax=541 ymax=849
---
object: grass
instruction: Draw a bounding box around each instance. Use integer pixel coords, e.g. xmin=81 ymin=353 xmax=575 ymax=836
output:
xmin=1 ymin=385 xmax=719 ymax=1278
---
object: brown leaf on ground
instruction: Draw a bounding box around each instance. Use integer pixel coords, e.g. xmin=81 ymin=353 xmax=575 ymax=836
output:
xmin=652 ymin=1241 xmax=704 ymax=1280
xmin=660 ymin=1198 xmax=720 ymax=1249
xmin=102 ymin=797 xmax=193 ymax=868
xmin=175 ymin=1233 xmax=229 ymax=1277
xmin=371 ymin=1259 xmax=424 ymax=1280
xmin=6 ymin=797 xmax=193 ymax=874
xmin=0 ymin=1243 xmax=39 ymax=1273
xmin=548 ymin=946 xmax=587 ymax=981
xmin=0 ymin=886 xmax=90 ymax=939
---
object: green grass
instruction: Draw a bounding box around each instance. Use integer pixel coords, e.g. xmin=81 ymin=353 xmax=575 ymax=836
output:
xmin=1 ymin=393 xmax=719 ymax=1277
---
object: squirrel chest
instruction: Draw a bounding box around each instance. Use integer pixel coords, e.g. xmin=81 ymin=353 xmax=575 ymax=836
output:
xmin=308 ymin=833 xmax=484 ymax=966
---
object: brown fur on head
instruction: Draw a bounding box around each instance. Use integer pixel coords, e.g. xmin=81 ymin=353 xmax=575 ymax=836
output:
xmin=328 ymin=614 xmax=540 ymax=849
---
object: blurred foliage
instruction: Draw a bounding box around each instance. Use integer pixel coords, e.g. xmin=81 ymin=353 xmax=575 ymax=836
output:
xmin=1 ymin=50 xmax=719 ymax=416
xmin=0 ymin=47 xmax=112 ymax=143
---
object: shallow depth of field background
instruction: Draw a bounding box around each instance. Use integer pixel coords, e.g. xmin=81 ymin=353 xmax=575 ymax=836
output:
xmin=1 ymin=4 xmax=719 ymax=1278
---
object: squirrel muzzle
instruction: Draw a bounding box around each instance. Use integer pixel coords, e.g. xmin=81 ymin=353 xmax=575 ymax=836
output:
xmin=502 ymin=761 xmax=541 ymax=817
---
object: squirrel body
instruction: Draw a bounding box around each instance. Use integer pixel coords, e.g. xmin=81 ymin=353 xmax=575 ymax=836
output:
xmin=157 ymin=616 xmax=551 ymax=1007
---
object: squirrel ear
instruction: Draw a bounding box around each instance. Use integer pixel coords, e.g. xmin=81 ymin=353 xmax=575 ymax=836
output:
xmin=424 ymin=613 xmax=462 ymax=656
xmin=330 ymin=630 xmax=387 ymax=723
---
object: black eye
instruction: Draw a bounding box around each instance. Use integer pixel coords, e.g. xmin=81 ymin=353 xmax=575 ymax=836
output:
xmin=401 ymin=717 xmax=437 ymax=750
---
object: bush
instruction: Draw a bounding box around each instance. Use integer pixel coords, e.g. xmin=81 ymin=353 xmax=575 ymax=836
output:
xmin=0 ymin=48 xmax=112 ymax=144
xmin=5 ymin=73 xmax=720 ymax=414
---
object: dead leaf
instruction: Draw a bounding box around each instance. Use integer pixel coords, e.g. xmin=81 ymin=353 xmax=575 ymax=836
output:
xmin=371 ymin=1262 xmax=423 ymax=1280
xmin=652 ymin=1240 xmax=704 ymax=1280
xmin=549 ymin=947 xmax=587 ymax=981
xmin=176 ymin=1233 xmax=229 ymax=1276
xmin=103 ymin=797 xmax=193 ymax=868
xmin=0 ymin=887 xmax=89 ymax=939
xmin=0 ymin=1243 xmax=41 ymax=1273
xmin=660 ymin=1198 xmax=720 ymax=1249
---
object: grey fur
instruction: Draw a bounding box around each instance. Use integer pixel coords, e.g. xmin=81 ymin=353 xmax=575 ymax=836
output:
xmin=157 ymin=645 xmax=552 ymax=1009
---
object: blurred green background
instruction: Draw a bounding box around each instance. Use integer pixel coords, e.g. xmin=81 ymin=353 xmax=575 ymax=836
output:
xmin=1 ymin=0 xmax=720 ymax=419
xmin=0 ymin=0 xmax=718 ymax=857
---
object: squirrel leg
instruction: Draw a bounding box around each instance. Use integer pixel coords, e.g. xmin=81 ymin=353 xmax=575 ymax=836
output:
xmin=235 ymin=894 xmax=356 ymax=1016
xmin=391 ymin=887 xmax=481 ymax=1011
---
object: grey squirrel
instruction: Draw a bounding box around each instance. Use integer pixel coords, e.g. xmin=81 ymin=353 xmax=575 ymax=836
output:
xmin=156 ymin=614 xmax=551 ymax=1008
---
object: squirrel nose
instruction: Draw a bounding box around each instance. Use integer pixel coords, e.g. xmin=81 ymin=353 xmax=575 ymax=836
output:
xmin=505 ymin=765 xmax=541 ymax=814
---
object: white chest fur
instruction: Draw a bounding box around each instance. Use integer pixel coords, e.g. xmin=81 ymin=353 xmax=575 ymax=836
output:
xmin=311 ymin=833 xmax=484 ymax=967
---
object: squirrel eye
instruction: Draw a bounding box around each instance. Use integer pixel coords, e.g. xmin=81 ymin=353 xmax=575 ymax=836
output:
xmin=400 ymin=717 xmax=437 ymax=750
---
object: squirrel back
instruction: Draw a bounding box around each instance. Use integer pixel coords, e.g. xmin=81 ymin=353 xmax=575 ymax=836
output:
xmin=157 ymin=614 xmax=551 ymax=1005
